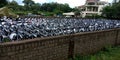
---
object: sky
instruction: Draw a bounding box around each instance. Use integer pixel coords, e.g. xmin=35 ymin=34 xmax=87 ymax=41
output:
xmin=10 ymin=0 xmax=113 ymax=8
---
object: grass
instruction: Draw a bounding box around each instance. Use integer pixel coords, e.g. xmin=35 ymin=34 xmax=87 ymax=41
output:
xmin=74 ymin=46 xmax=120 ymax=60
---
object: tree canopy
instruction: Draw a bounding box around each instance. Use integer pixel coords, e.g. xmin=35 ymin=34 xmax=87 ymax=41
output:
xmin=0 ymin=0 xmax=81 ymax=16
xmin=0 ymin=0 xmax=8 ymax=8
xmin=102 ymin=2 xmax=120 ymax=19
xmin=5 ymin=0 xmax=73 ymax=16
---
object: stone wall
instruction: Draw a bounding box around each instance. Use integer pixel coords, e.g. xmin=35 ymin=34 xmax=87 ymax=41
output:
xmin=74 ymin=29 xmax=117 ymax=55
xmin=0 ymin=29 xmax=120 ymax=60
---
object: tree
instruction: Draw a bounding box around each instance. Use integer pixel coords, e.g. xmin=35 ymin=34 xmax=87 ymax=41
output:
xmin=102 ymin=6 xmax=113 ymax=18
xmin=73 ymin=7 xmax=81 ymax=17
xmin=22 ymin=0 xmax=35 ymax=11
xmin=31 ymin=3 xmax=41 ymax=14
xmin=31 ymin=3 xmax=41 ymax=10
xmin=8 ymin=0 xmax=19 ymax=11
xmin=41 ymin=2 xmax=72 ymax=12
xmin=3 ymin=0 xmax=73 ymax=16
xmin=102 ymin=2 xmax=120 ymax=19
xmin=23 ymin=0 xmax=35 ymax=6
xmin=0 ymin=0 xmax=8 ymax=8
xmin=8 ymin=0 xmax=18 ymax=6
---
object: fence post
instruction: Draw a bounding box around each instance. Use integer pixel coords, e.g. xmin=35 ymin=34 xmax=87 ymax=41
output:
xmin=115 ymin=29 xmax=119 ymax=46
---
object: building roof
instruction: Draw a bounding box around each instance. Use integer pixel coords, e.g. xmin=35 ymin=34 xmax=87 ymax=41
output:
xmin=78 ymin=5 xmax=85 ymax=8
xmin=86 ymin=0 xmax=99 ymax=2
xmin=63 ymin=12 xmax=75 ymax=16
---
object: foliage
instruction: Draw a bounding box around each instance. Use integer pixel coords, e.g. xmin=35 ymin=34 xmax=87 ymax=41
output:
xmin=0 ymin=0 xmax=81 ymax=16
xmin=40 ymin=2 xmax=72 ymax=12
xmin=22 ymin=0 xmax=35 ymax=11
xmin=85 ymin=14 xmax=102 ymax=19
xmin=3 ymin=38 xmax=10 ymax=42
xmin=102 ymin=2 xmax=120 ymax=19
xmin=14 ymin=11 xmax=27 ymax=15
xmin=0 ymin=0 xmax=8 ymax=8
xmin=5 ymin=0 xmax=73 ymax=16
xmin=73 ymin=7 xmax=81 ymax=17
xmin=7 ymin=0 xmax=19 ymax=11
xmin=73 ymin=46 xmax=120 ymax=60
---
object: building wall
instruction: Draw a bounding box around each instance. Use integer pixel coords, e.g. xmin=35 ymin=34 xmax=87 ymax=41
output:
xmin=0 ymin=29 xmax=120 ymax=60
xmin=80 ymin=0 xmax=107 ymax=17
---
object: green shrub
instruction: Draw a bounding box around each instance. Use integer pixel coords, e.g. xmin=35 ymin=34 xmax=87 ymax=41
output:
xmin=3 ymin=38 xmax=10 ymax=42
xmin=74 ymin=46 xmax=120 ymax=60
